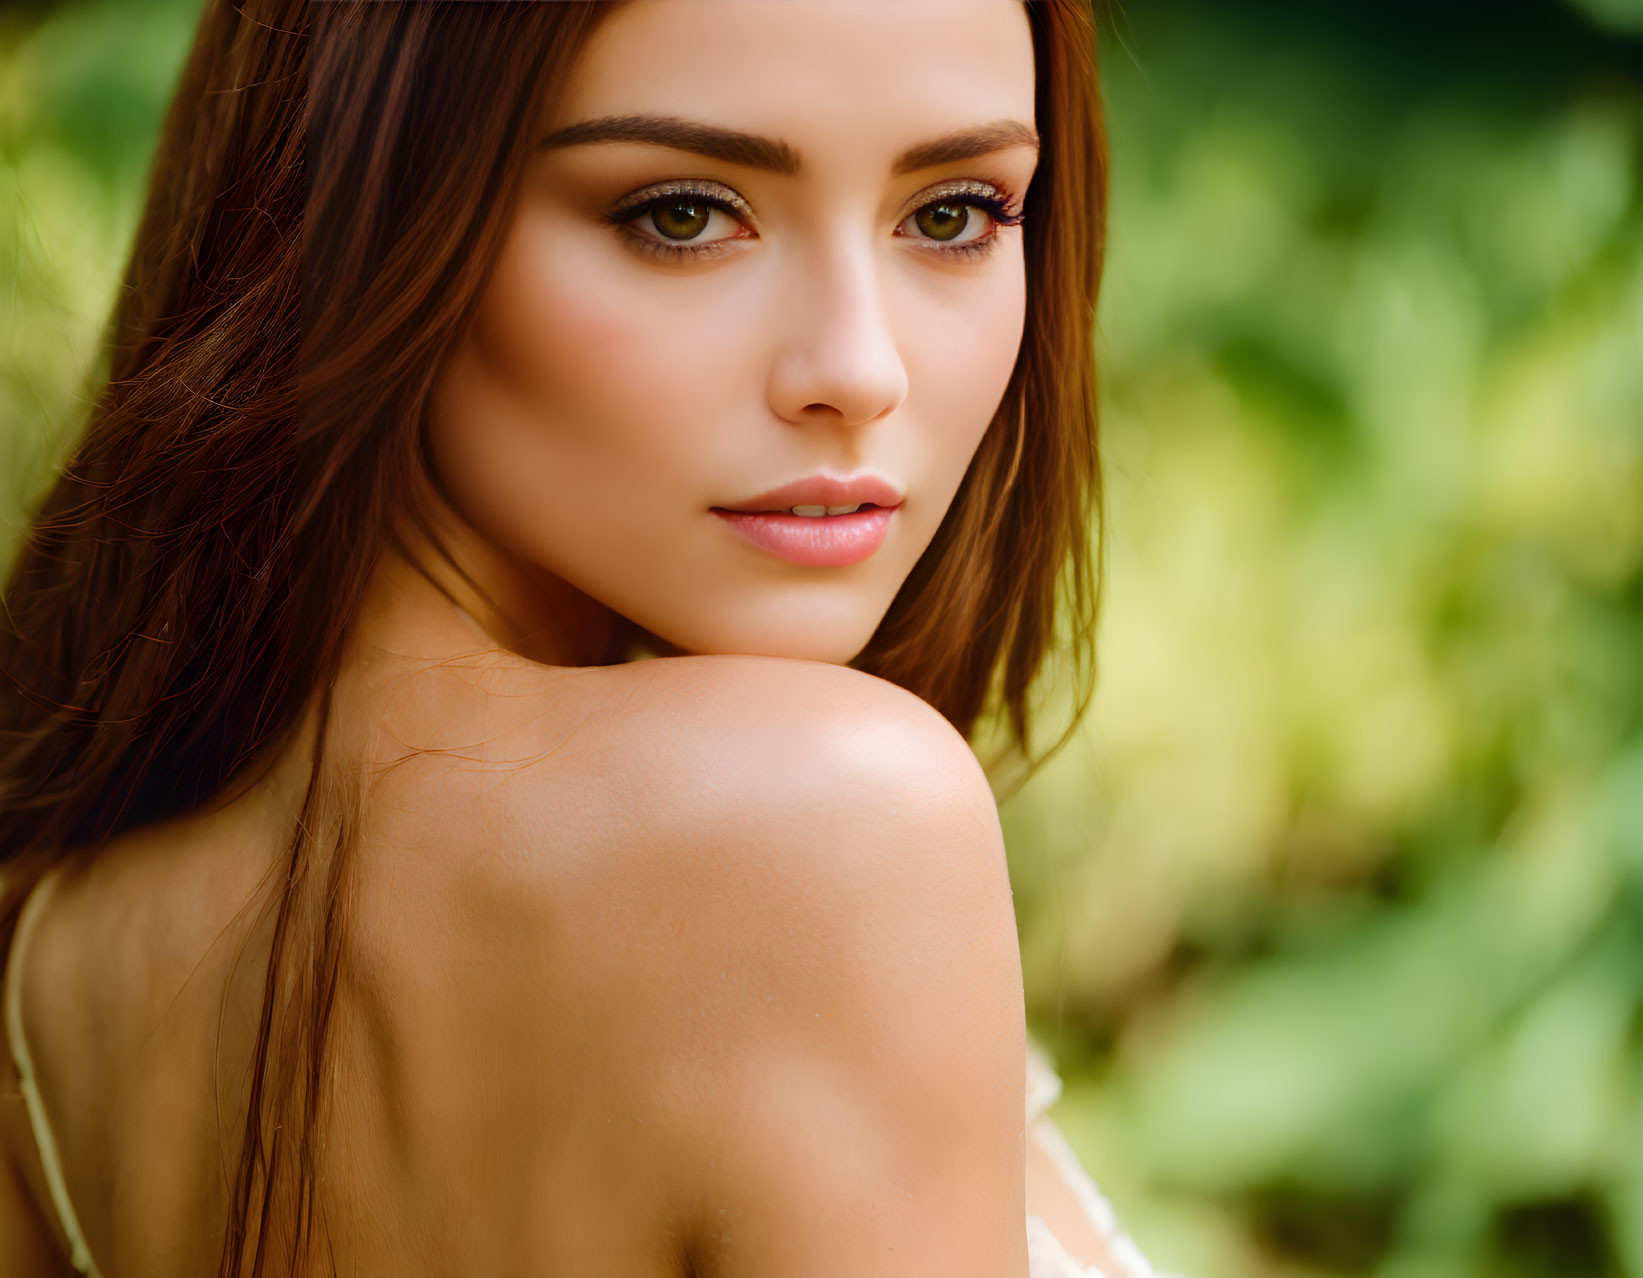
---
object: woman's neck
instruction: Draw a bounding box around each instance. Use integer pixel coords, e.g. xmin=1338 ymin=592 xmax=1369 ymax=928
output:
xmin=370 ymin=488 xmax=626 ymax=669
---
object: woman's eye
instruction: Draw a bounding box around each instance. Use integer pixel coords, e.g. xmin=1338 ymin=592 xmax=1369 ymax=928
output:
xmin=906 ymin=200 xmax=979 ymax=239
xmin=607 ymin=185 xmax=752 ymax=262
xmin=617 ymin=196 xmax=751 ymax=250
xmin=895 ymin=193 xmax=1021 ymax=254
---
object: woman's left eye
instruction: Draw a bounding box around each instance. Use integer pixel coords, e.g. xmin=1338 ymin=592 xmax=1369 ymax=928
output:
xmin=606 ymin=180 xmax=1024 ymax=263
xmin=895 ymin=190 xmax=1024 ymax=256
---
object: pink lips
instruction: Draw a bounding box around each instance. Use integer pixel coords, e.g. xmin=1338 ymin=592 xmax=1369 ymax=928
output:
xmin=712 ymin=473 xmax=904 ymax=567
xmin=712 ymin=506 xmax=896 ymax=566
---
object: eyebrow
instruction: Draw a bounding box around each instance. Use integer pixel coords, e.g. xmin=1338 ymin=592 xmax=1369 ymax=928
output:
xmin=539 ymin=114 xmax=1039 ymax=178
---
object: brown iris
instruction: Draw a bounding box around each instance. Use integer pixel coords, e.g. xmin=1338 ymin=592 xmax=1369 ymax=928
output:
xmin=650 ymin=201 xmax=710 ymax=240
xmin=914 ymin=202 xmax=970 ymax=241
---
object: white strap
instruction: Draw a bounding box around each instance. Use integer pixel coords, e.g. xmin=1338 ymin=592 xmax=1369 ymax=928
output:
xmin=1023 ymin=1038 xmax=1185 ymax=1278
xmin=3 ymin=868 xmax=104 ymax=1278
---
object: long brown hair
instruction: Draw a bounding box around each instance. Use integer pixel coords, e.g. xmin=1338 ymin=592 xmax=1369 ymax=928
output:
xmin=0 ymin=1 xmax=1107 ymax=1273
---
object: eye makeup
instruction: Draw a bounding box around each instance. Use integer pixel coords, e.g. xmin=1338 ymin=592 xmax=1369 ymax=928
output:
xmin=600 ymin=174 xmax=1028 ymax=265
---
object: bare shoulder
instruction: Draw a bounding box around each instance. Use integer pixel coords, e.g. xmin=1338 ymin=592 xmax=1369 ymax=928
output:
xmin=349 ymin=652 xmax=1019 ymax=1061
xmin=575 ymin=651 xmax=997 ymax=809
xmin=589 ymin=653 xmax=1008 ymax=878
xmin=336 ymin=654 xmax=1029 ymax=1275
xmin=355 ymin=652 xmax=1009 ymax=933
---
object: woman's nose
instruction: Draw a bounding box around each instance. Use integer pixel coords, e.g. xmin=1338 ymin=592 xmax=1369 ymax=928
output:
xmin=765 ymin=253 xmax=910 ymax=431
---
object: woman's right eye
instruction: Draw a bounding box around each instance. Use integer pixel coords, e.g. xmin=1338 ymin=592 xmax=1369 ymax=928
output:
xmin=606 ymin=185 xmax=757 ymax=260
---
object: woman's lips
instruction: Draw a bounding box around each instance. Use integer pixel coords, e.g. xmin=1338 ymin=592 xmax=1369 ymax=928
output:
xmin=711 ymin=505 xmax=896 ymax=566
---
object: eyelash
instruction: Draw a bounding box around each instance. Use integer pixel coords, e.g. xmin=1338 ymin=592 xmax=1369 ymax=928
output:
xmin=602 ymin=179 xmax=1026 ymax=264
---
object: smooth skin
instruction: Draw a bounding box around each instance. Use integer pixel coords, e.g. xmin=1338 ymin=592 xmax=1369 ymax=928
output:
xmin=423 ymin=0 xmax=1038 ymax=665
xmin=1 ymin=2 xmax=1124 ymax=1274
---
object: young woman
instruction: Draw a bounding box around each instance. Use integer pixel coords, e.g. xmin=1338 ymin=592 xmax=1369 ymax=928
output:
xmin=0 ymin=1 xmax=1170 ymax=1275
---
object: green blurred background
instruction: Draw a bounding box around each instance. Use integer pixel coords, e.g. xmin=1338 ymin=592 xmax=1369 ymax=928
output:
xmin=3 ymin=1 xmax=1640 ymax=1275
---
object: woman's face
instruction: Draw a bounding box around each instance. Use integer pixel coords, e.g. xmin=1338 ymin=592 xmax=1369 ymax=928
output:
xmin=427 ymin=0 xmax=1038 ymax=665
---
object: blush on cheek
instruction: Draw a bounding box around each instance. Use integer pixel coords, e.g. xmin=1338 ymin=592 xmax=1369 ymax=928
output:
xmin=464 ymin=217 xmax=751 ymax=473
xmin=431 ymin=211 xmax=765 ymax=601
xmin=468 ymin=224 xmax=649 ymax=431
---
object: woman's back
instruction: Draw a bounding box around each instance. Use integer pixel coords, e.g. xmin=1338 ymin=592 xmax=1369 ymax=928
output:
xmin=1 ymin=776 xmax=295 ymax=1276
xmin=2 ymin=628 xmax=1037 ymax=1277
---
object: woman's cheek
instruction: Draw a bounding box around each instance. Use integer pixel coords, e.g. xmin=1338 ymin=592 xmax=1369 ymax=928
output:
xmin=462 ymin=223 xmax=750 ymax=512
xmin=902 ymin=251 xmax=1028 ymax=480
xmin=477 ymin=224 xmax=691 ymax=446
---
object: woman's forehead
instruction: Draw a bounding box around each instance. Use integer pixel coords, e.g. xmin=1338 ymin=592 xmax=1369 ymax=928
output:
xmin=547 ymin=0 xmax=1037 ymax=172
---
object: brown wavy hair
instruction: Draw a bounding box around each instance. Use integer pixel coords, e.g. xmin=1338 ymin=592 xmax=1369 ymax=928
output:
xmin=0 ymin=0 xmax=1107 ymax=1273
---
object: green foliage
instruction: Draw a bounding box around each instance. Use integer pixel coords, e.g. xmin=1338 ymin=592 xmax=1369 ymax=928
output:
xmin=1006 ymin=3 xmax=1643 ymax=1276
xmin=1565 ymin=0 xmax=1643 ymax=37
xmin=0 ymin=0 xmax=201 ymax=558
xmin=4 ymin=2 xmax=1641 ymax=1277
